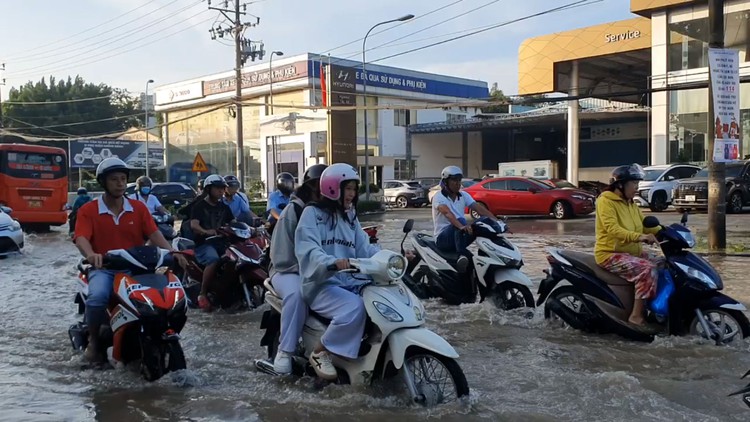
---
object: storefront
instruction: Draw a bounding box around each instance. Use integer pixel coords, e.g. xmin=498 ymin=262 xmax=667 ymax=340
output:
xmin=153 ymin=53 xmax=488 ymax=195
xmin=518 ymin=0 xmax=750 ymax=182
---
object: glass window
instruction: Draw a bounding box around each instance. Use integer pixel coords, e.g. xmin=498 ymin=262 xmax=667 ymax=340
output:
xmin=662 ymin=168 xmax=681 ymax=181
xmin=1 ymin=151 xmax=67 ymax=179
xmin=507 ymin=180 xmax=532 ymax=191
xmin=484 ymin=180 xmax=506 ymax=190
xmin=669 ymin=11 xmax=750 ymax=72
xmin=676 ymin=166 xmax=700 ymax=179
xmin=394 ymin=159 xmax=415 ymax=180
xmin=393 ymin=109 xmax=409 ymax=127
xmin=446 ymin=113 xmax=466 ymax=123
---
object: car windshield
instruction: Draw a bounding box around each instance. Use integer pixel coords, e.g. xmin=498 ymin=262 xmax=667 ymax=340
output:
xmin=461 ymin=180 xmax=477 ymax=188
xmin=406 ymin=182 xmax=421 ymax=188
xmin=528 ymin=178 xmax=555 ymax=190
xmin=643 ymin=169 xmax=663 ymax=181
xmin=694 ymin=165 xmax=744 ymax=178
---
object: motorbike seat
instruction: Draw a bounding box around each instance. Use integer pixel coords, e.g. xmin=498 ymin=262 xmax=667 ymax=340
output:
xmin=414 ymin=233 xmax=461 ymax=264
xmin=558 ymin=250 xmax=631 ymax=286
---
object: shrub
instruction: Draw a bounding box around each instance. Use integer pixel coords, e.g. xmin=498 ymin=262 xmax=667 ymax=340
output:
xmin=357 ymin=200 xmax=384 ymax=214
xmin=358 ymin=183 xmax=380 ymax=194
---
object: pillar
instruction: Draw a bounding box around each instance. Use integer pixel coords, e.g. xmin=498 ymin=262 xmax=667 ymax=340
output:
xmin=567 ymin=60 xmax=579 ymax=185
xmin=462 ymin=131 xmax=469 ymax=173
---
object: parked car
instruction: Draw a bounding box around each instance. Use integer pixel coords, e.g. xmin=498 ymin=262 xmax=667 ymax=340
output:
xmin=541 ymin=179 xmax=608 ymax=197
xmin=0 ymin=206 xmax=24 ymax=257
xmin=672 ymin=161 xmax=750 ymax=214
xmin=427 ymin=178 xmax=481 ymax=203
xmin=413 ymin=177 xmax=442 ymax=189
xmin=463 ymin=177 xmax=597 ymax=219
xmin=126 ymin=182 xmax=198 ymax=208
xmin=633 ymin=164 xmax=701 ymax=211
xmin=382 ymin=180 xmax=427 ymax=208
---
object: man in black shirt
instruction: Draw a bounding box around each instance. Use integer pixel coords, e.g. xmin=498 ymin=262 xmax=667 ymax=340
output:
xmin=190 ymin=174 xmax=234 ymax=311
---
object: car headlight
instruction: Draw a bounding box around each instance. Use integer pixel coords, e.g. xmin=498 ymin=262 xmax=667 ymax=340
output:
xmin=675 ymin=262 xmax=716 ymax=289
xmin=373 ymin=301 xmax=403 ymax=322
xmin=387 ymin=255 xmax=406 ymax=280
xmin=676 ymin=231 xmax=696 ymax=248
xmin=571 ymin=194 xmax=587 ymax=200
xmin=10 ymin=220 xmax=21 ymax=232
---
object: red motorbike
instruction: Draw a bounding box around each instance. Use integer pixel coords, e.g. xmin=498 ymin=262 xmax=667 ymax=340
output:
xmin=363 ymin=225 xmax=379 ymax=244
xmin=174 ymin=221 xmax=268 ymax=310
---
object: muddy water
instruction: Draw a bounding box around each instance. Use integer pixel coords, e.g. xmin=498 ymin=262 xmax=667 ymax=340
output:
xmin=1 ymin=212 xmax=749 ymax=421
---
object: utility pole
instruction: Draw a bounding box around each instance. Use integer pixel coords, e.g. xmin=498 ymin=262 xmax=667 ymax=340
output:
xmin=0 ymin=63 xmax=5 ymax=129
xmin=208 ymin=0 xmax=264 ymax=189
xmin=707 ymin=0 xmax=726 ymax=251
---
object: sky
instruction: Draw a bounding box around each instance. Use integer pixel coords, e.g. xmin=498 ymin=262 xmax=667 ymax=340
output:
xmin=0 ymin=0 xmax=634 ymax=99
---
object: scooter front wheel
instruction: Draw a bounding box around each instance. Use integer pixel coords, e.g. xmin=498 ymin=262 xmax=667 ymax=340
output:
xmin=402 ymin=348 xmax=470 ymax=407
xmin=688 ymin=308 xmax=750 ymax=345
xmin=489 ymin=282 xmax=534 ymax=310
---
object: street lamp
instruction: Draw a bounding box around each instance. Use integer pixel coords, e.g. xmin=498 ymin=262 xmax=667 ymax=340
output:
xmin=144 ymin=79 xmax=154 ymax=178
xmin=269 ymin=51 xmax=283 ymax=181
xmin=362 ymin=14 xmax=414 ymax=201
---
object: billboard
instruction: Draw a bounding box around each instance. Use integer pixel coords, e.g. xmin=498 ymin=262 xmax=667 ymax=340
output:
xmin=69 ymin=139 xmax=164 ymax=169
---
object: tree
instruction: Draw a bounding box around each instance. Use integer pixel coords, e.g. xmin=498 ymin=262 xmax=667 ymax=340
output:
xmin=2 ymin=75 xmax=141 ymax=137
xmin=481 ymin=82 xmax=509 ymax=113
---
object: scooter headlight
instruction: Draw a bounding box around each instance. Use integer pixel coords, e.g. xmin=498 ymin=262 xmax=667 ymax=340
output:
xmin=387 ymin=255 xmax=406 ymax=280
xmin=675 ymin=262 xmax=717 ymax=289
xmin=373 ymin=301 xmax=403 ymax=322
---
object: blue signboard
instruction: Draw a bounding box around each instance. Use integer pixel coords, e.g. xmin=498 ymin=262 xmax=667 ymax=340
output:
xmin=69 ymin=139 xmax=164 ymax=169
xmin=308 ymin=60 xmax=488 ymax=99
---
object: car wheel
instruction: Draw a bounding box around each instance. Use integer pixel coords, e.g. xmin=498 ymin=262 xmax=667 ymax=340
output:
xmin=470 ymin=203 xmax=486 ymax=220
xmin=551 ymin=201 xmax=572 ymax=220
xmin=728 ymin=192 xmax=744 ymax=214
xmin=396 ymin=196 xmax=409 ymax=208
xmin=649 ymin=191 xmax=668 ymax=212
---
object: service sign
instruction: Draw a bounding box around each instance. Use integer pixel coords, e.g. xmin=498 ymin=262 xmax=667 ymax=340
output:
xmin=69 ymin=139 xmax=164 ymax=169
xmin=155 ymin=81 xmax=204 ymax=105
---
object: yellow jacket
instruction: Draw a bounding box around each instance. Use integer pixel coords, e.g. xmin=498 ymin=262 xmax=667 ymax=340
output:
xmin=594 ymin=191 xmax=660 ymax=264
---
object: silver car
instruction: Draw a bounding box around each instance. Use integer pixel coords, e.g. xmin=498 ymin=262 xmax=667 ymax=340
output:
xmin=0 ymin=206 xmax=24 ymax=257
xmin=382 ymin=180 xmax=428 ymax=208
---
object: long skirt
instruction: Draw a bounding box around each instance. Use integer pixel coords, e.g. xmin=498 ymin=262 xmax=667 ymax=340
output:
xmin=600 ymin=252 xmax=659 ymax=300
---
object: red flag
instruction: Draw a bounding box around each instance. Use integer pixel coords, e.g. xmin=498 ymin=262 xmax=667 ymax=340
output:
xmin=320 ymin=64 xmax=327 ymax=107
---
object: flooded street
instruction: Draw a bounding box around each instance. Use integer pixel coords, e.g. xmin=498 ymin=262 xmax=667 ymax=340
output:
xmin=1 ymin=210 xmax=750 ymax=421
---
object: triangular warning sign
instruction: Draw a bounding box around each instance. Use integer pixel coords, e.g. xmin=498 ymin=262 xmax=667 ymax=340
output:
xmin=192 ymin=152 xmax=209 ymax=172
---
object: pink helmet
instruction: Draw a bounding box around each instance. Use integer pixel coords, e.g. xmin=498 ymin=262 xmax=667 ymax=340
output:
xmin=320 ymin=163 xmax=360 ymax=201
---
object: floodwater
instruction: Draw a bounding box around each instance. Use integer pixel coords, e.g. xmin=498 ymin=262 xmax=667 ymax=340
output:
xmin=1 ymin=210 xmax=750 ymax=421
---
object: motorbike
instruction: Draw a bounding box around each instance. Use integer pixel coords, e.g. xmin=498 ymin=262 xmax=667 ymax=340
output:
xmin=537 ymin=213 xmax=750 ymax=344
xmin=68 ymin=246 xmax=188 ymax=381
xmin=153 ymin=211 xmax=176 ymax=241
xmin=403 ymin=218 xmax=535 ymax=309
xmin=362 ymin=225 xmax=379 ymax=244
xmin=173 ymin=221 xmax=268 ymax=310
xmin=730 ymin=369 xmax=750 ymax=409
xmin=255 ymin=219 xmax=469 ymax=406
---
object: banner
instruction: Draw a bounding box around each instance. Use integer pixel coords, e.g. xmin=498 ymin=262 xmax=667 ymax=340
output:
xmin=69 ymin=139 xmax=164 ymax=169
xmin=709 ymin=48 xmax=741 ymax=162
xmin=324 ymin=64 xmax=357 ymax=167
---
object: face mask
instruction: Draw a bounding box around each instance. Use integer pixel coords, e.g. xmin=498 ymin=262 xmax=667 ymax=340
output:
xmin=140 ymin=187 xmax=151 ymax=195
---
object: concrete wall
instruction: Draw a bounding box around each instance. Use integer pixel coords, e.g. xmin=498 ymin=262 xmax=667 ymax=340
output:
xmin=412 ymin=132 xmax=483 ymax=178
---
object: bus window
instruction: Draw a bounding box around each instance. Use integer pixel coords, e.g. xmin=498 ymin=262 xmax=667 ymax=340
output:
xmin=3 ymin=151 xmax=67 ymax=179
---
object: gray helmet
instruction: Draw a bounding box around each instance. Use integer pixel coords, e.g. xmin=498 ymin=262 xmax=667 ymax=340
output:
xmin=136 ymin=175 xmax=153 ymax=189
xmin=203 ymin=174 xmax=228 ymax=189
xmin=609 ymin=163 xmax=645 ymax=186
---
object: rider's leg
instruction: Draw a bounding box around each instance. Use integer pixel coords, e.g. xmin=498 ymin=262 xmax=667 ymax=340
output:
xmin=195 ymin=244 xmax=221 ymax=310
xmin=600 ymin=253 xmax=658 ymax=325
xmin=84 ymin=269 xmax=116 ymax=362
xmin=272 ymin=272 xmax=307 ymax=354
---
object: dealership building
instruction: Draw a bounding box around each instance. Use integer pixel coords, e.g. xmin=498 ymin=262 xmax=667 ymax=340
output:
xmin=153 ymin=53 xmax=487 ymax=192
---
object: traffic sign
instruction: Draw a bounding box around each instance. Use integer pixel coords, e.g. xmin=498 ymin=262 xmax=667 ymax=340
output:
xmin=192 ymin=152 xmax=209 ymax=172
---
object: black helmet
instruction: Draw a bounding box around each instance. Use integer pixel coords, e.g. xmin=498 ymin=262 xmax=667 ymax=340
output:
xmin=77 ymin=187 xmax=87 ymax=195
xmin=136 ymin=175 xmax=153 ymax=189
xmin=96 ymin=158 xmax=130 ymax=187
xmin=276 ymin=172 xmax=295 ymax=195
xmin=303 ymin=164 xmax=327 ymax=184
xmin=224 ymin=175 xmax=240 ymax=188
xmin=609 ymin=163 xmax=646 ymax=185
xmin=204 ymin=174 xmax=228 ymax=189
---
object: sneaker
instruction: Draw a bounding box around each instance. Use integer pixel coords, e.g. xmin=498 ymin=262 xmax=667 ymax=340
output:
xmin=197 ymin=295 xmax=212 ymax=312
xmin=309 ymin=350 xmax=337 ymax=380
xmin=456 ymin=256 xmax=469 ymax=273
xmin=273 ymin=350 xmax=293 ymax=375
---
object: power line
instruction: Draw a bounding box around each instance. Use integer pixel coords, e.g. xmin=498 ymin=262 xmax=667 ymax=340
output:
xmin=370 ymin=0 xmax=600 ymax=65
xmin=2 ymin=95 xmax=114 ymax=105
xmin=6 ymin=0 xmax=186 ymax=63
xmin=1 ymin=0 xmax=161 ymax=60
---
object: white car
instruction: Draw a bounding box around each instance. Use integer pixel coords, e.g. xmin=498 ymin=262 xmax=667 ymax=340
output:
xmin=635 ymin=164 xmax=701 ymax=211
xmin=0 ymin=206 xmax=24 ymax=257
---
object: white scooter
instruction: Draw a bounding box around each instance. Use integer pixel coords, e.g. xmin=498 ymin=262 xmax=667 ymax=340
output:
xmin=404 ymin=218 xmax=535 ymax=309
xmin=255 ymin=220 xmax=470 ymax=407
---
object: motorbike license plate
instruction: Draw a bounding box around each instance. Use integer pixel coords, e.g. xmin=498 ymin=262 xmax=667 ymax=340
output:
xmin=685 ymin=195 xmax=696 ymax=202
xmin=28 ymin=200 xmax=42 ymax=208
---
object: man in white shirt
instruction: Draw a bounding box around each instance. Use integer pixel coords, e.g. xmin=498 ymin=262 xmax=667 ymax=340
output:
xmin=432 ymin=166 xmax=496 ymax=272
xmin=132 ymin=176 xmax=169 ymax=215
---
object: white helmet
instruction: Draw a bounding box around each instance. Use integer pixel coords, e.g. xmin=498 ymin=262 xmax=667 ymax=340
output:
xmin=441 ymin=166 xmax=463 ymax=180
xmin=96 ymin=157 xmax=130 ymax=186
xmin=203 ymin=174 xmax=228 ymax=189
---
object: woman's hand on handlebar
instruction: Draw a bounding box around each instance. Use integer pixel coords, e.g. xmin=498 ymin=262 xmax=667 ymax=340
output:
xmin=334 ymin=259 xmax=351 ymax=270
xmin=86 ymin=253 xmax=103 ymax=269
xmin=639 ymin=233 xmax=658 ymax=245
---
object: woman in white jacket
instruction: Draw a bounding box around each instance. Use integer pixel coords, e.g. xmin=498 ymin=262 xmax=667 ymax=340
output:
xmin=268 ymin=164 xmax=327 ymax=375
xmin=294 ymin=164 xmax=380 ymax=381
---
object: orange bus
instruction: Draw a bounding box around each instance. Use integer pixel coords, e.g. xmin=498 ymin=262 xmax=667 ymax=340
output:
xmin=0 ymin=143 xmax=69 ymax=227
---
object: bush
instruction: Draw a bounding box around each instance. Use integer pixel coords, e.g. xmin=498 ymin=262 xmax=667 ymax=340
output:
xmin=357 ymin=200 xmax=384 ymax=214
xmin=250 ymin=200 xmax=267 ymax=217
xmin=358 ymin=183 xmax=380 ymax=194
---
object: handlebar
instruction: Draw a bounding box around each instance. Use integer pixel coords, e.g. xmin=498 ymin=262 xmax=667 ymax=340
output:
xmin=326 ymin=261 xmax=359 ymax=273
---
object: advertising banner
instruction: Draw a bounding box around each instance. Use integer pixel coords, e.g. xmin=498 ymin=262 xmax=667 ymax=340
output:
xmin=324 ymin=64 xmax=357 ymax=167
xmin=203 ymin=61 xmax=308 ymax=96
xmin=708 ymin=48 xmax=741 ymax=162
xmin=69 ymin=139 xmax=164 ymax=169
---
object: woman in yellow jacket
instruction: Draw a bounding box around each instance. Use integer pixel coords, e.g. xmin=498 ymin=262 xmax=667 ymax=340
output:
xmin=595 ymin=164 xmax=661 ymax=327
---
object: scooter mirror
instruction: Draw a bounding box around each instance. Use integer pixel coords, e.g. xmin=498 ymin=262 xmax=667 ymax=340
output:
xmin=403 ymin=219 xmax=414 ymax=233
xmin=643 ymin=216 xmax=660 ymax=228
xmin=680 ymin=211 xmax=689 ymax=226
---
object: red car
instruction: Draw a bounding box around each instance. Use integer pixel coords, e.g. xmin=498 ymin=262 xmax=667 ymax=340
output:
xmin=463 ymin=177 xmax=596 ymax=219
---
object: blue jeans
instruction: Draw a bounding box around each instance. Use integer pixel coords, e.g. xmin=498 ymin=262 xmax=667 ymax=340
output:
xmin=436 ymin=226 xmax=475 ymax=258
xmin=195 ymin=243 xmax=226 ymax=266
xmin=86 ymin=269 xmax=130 ymax=327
